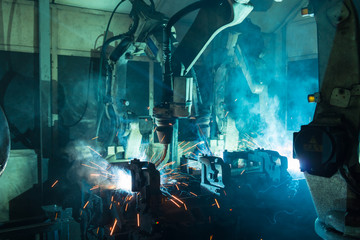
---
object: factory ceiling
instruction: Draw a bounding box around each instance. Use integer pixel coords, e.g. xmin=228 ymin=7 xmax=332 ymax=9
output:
xmin=53 ymin=0 xmax=198 ymax=16
xmin=52 ymin=0 xmax=305 ymax=33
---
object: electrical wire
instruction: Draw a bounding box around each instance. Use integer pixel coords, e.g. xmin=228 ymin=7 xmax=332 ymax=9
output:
xmin=154 ymin=144 xmax=169 ymax=167
xmin=62 ymin=0 xmax=126 ymax=128
xmin=98 ymin=0 xmax=127 ymax=102
xmin=162 ymin=0 xmax=207 ymax=102
xmin=61 ymin=58 xmax=94 ymax=127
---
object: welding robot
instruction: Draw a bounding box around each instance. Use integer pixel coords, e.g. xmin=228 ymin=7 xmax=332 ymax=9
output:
xmin=96 ymin=0 xmax=254 ymax=164
xmin=143 ymin=0 xmax=360 ymax=239
xmin=293 ymin=0 xmax=360 ymax=239
xmin=150 ymin=0 xmax=360 ymax=238
xmin=94 ymin=0 xmax=253 ymax=239
xmin=74 ymin=0 xmax=360 ymax=239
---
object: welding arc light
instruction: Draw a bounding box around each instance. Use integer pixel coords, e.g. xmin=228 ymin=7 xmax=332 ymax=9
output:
xmin=113 ymin=168 xmax=132 ymax=192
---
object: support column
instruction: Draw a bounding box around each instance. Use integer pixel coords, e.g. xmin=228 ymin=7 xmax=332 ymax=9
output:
xmin=38 ymin=0 xmax=51 ymax=202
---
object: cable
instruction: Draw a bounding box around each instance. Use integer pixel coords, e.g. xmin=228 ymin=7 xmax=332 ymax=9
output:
xmin=98 ymin=0 xmax=127 ymax=103
xmin=149 ymin=0 xmax=155 ymax=11
xmin=61 ymin=57 xmax=94 ymax=128
xmin=154 ymin=144 xmax=169 ymax=167
xmin=162 ymin=0 xmax=207 ymax=102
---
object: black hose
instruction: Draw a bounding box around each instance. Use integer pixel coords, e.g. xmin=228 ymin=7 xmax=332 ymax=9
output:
xmin=154 ymin=144 xmax=169 ymax=167
xmin=98 ymin=0 xmax=126 ymax=103
xmin=162 ymin=1 xmax=207 ymax=103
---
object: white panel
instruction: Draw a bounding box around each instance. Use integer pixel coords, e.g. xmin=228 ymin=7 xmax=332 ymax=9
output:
xmin=55 ymin=0 xmax=132 ymax=13
xmin=0 ymin=1 xmax=38 ymax=51
xmin=0 ymin=0 xmax=132 ymax=55
xmin=56 ymin=6 xmax=132 ymax=53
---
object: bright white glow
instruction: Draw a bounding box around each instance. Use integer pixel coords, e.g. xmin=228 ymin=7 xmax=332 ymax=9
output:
xmin=112 ymin=167 xmax=132 ymax=192
xmin=287 ymin=158 xmax=300 ymax=171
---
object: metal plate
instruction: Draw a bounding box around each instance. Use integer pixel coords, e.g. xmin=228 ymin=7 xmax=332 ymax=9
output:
xmin=0 ymin=106 xmax=10 ymax=176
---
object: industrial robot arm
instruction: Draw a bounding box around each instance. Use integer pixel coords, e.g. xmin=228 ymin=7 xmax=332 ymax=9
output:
xmin=293 ymin=0 xmax=360 ymax=239
xmin=153 ymin=0 xmax=253 ymax=156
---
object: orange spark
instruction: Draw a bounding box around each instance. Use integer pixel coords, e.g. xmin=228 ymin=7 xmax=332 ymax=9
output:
xmin=83 ymin=201 xmax=89 ymax=209
xmin=171 ymin=195 xmax=184 ymax=205
xmin=225 ymin=111 xmax=229 ymax=118
xmin=153 ymin=126 xmax=157 ymax=133
xmin=81 ymin=164 xmax=98 ymax=170
xmin=51 ymin=180 xmax=59 ymax=188
xmin=125 ymin=203 xmax=129 ymax=212
xmin=210 ymin=235 xmax=213 ymax=240
xmin=180 ymin=142 xmax=190 ymax=149
xmin=175 ymin=184 xmax=179 ymax=191
xmin=182 ymin=141 xmax=204 ymax=153
xmin=109 ymin=203 xmax=113 ymax=210
xmin=170 ymin=199 xmax=181 ymax=208
xmin=160 ymin=135 xmax=166 ymax=143
xmin=196 ymin=145 xmax=207 ymax=155
xmin=80 ymin=210 xmax=82 ymax=216
xmin=178 ymin=140 xmax=185 ymax=147
xmin=111 ymin=196 xmax=114 ymax=202
xmin=90 ymin=185 xmax=99 ymax=190
xmin=158 ymin=161 xmax=175 ymax=170
xmin=55 ymin=212 xmax=58 ymax=220
xmin=92 ymin=136 xmax=99 ymax=140
xmin=96 ymin=227 xmax=99 ymax=235
xmin=190 ymin=192 xmax=197 ymax=197
xmin=184 ymin=203 xmax=188 ymax=211
xmin=215 ymin=199 xmax=220 ymax=209
xmin=150 ymin=152 xmax=156 ymax=162
xmin=241 ymin=169 xmax=245 ymax=175
xmin=86 ymin=146 xmax=102 ymax=157
xmin=90 ymin=173 xmax=101 ymax=177
xmin=137 ymin=213 xmax=140 ymax=227
xmin=89 ymin=161 xmax=107 ymax=171
xmin=110 ymin=219 xmax=117 ymax=236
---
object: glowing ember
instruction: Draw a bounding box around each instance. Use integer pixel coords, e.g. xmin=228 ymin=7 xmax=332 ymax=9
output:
xmin=110 ymin=219 xmax=117 ymax=236
xmin=214 ymin=199 xmax=220 ymax=209
xmin=51 ymin=180 xmax=59 ymax=188
xmin=171 ymin=195 xmax=184 ymax=205
xmin=170 ymin=199 xmax=181 ymax=208
xmin=86 ymin=146 xmax=102 ymax=157
xmin=83 ymin=201 xmax=89 ymax=209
